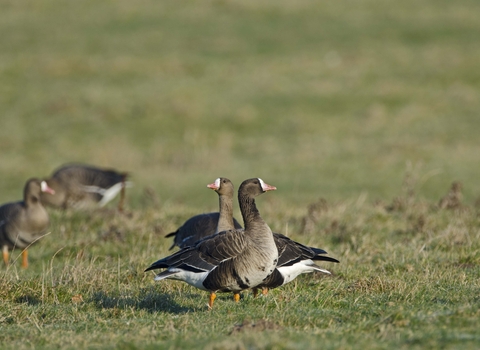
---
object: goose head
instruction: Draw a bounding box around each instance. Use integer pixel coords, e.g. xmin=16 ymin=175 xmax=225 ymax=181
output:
xmin=239 ymin=178 xmax=276 ymax=198
xmin=207 ymin=177 xmax=235 ymax=197
xmin=24 ymin=178 xmax=55 ymax=204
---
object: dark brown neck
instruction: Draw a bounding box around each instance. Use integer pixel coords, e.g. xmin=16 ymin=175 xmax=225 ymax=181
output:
xmin=238 ymin=194 xmax=264 ymax=231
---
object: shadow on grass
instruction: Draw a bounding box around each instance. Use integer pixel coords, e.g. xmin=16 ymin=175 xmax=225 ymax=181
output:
xmin=90 ymin=288 xmax=194 ymax=314
xmin=14 ymin=294 xmax=42 ymax=305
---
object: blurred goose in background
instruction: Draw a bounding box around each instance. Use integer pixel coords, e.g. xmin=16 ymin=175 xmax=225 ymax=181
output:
xmin=206 ymin=178 xmax=339 ymax=297
xmin=0 ymin=178 xmax=55 ymax=268
xmin=164 ymin=179 xmax=242 ymax=249
xmin=146 ymin=178 xmax=278 ymax=309
xmin=40 ymin=164 xmax=130 ymax=211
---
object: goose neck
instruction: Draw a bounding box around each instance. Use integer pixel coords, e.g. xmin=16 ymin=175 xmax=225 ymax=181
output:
xmin=239 ymin=195 xmax=264 ymax=230
xmin=217 ymin=194 xmax=235 ymax=232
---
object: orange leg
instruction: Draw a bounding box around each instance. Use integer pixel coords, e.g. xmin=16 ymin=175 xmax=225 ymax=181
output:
xmin=22 ymin=250 xmax=29 ymax=269
xmin=2 ymin=246 xmax=9 ymax=266
xmin=262 ymin=287 xmax=269 ymax=296
xmin=233 ymin=293 xmax=240 ymax=302
xmin=208 ymin=292 xmax=217 ymax=310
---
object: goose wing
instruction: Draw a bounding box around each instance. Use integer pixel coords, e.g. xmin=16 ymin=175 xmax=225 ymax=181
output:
xmin=0 ymin=202 xmax=21 ymax=227
xmin=273 ymin=233 xmax=315 ymax=267
xmin=145 ymin=246 xmax=216 ymax=273
xmin=273 ymin=233 xmax=339 ymax=266
xmin=312 ymin=255 xmax=340 ymax=264
xmin=195 ymin=229 xmax=248 ymax=264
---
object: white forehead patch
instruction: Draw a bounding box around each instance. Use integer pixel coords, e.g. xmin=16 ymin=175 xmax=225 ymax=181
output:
xmin=258 ymin=178 xmax=266 ymax=191
xmin=215 ymin=178 xmax=221 ymax=188
xmin=41 ymin=181 xmax=48 ymax=192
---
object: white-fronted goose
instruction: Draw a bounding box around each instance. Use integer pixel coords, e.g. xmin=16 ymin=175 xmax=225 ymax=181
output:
xmin=206 ymin=178 xmax=339 ymax=297
xmin=40 ymin=164 xmax=130 ymax=210
xmin=164 ymin=179 xmax=242 ymax=250
xmin=145 ymin=178 xmax=278 ymax=309
xmin=0 ymin=178 xmax=55 ymax=268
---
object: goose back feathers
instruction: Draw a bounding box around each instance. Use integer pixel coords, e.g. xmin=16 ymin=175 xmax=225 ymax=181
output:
xmin=165 ymin=212 xmax=242 ymax=250
xmin=165 ymin=177 xmax=242 ymax=250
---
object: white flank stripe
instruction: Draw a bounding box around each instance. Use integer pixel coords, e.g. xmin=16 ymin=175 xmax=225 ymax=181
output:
xmin=278 ymin=260 xmax=331 ymax=285
xmin=97 ymin=183 xmax=124 ymax=207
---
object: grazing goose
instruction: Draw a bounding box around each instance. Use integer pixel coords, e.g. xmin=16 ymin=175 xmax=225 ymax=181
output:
xmin=40 ymin=164 xmax=130 ymax=210
xmin=0 ymin=178 xmax=55 ymax=268
xmin=164 ymin=179 xmax=242 ymax=250
xmin=206 ymin=178 xmax=339 ymax=297
xmin=145 ymin=178 xmax=278 ymax=309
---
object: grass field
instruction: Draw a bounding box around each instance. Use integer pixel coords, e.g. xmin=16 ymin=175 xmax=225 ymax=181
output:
xmin=1 ymin=0 xmax=479 ymax=349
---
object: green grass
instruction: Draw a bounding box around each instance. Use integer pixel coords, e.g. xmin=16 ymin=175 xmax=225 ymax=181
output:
xmin=1 ymin=0 xmax=480 ymax=348
xmin=1 ymin=198 xmax=479 ymax=349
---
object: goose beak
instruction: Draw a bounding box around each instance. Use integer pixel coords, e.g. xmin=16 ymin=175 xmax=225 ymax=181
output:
xmin=207 ymin=178 xmax=221 ymax=191
xmin=262 ymin=183 xmax=276 ymax=192
xmin=41 ymin=181 xmax=55 ymax=195
xmin=207 ymin=183 xmax=218 ymax=190
xmin=258 ymin=178 xmax=276 ymax=192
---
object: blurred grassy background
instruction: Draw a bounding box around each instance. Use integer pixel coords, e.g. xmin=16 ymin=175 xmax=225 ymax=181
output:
xmin=1 ymin=2 xmax=480 ymax=348
xmin=1 ymin=0 xmax=480 ymax=209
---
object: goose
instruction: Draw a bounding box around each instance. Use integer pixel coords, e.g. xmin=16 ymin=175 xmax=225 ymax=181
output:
xmin=206 ymin=178 xmax=339 ymax=297
xmin=164 ymin=179 xmax=242 ymax=250
xmin=40 ymin=164 xmax=130 ymax=210
xmin=0 ymin=178 xmax=55 ymax=268
xmin=145 ymin=178 xmax=278 ymax=309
